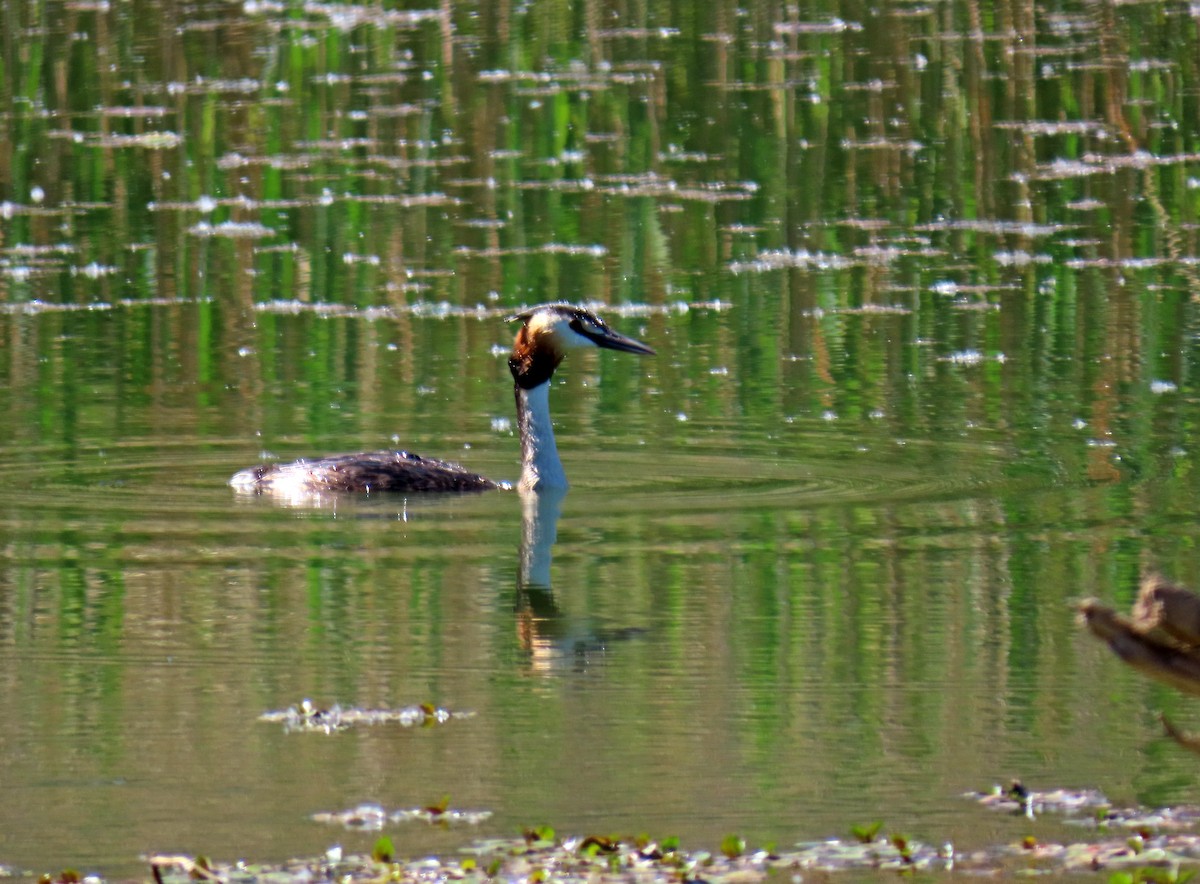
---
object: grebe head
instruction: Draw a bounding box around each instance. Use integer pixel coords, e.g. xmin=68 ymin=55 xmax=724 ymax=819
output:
xmin=506 ymin=304 xmax=654 ymax=493
xmin=508 ymin=304 xmax=654 ymax=389
xmin=516 ymin=303 xmax=657 ymax=355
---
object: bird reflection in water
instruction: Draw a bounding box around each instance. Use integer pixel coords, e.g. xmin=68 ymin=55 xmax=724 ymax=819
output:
xmin=515 ymin=487 xmax=647 ymax=673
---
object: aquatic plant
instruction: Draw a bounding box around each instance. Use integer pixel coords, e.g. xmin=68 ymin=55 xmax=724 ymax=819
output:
xmin=371 ymin=836 xmax=395 ymax=863
xmin=850 ymin=820 xmax=883 ymax=843
xmin=312 ymin=799 xmax=492 ymax=830
xmin=258 ymin=699 xmax=474 ymax=732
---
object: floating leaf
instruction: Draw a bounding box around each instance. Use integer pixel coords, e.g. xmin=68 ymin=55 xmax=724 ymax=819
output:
xmin=371 ymin=836 xmax=394 ymax=863
xmin=851 ymin=821 xmax=884 ymax=843
xmin=720 ymin=834 xmax=745 ymax=859
xmin=579 ymin=836 xmax=619 ymax=855
xmin=523 ymin=825 xmax=556 ymax=846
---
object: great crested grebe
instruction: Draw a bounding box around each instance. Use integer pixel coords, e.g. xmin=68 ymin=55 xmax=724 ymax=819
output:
xmin=229 ymin=304 xmax=655 ymax=495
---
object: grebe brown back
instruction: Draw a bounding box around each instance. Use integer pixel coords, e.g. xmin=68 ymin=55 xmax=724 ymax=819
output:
xmin=229 ymin=304 xmax=655 ymax=495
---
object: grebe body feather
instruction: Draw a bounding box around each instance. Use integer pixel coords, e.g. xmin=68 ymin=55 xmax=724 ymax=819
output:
xmin=229 ymin=449 xmax=503 ymax=494
xmin=230 ymin=304 xmax=653 ymax=495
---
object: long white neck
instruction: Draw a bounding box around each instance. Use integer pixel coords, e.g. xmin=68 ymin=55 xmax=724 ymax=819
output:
xmin=516 ymin=381 xmax=567 ymax=492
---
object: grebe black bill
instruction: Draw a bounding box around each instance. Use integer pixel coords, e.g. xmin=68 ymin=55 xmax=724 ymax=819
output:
xmin=229 ymin=304 xmax=655 ymax=496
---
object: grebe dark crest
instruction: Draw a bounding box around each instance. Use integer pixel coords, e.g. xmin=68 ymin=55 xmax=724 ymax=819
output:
xmin=229 ymin=304 xmax=654 ymax=495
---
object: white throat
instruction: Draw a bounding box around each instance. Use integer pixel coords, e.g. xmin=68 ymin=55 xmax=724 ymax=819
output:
xmin=516 ymin=381 xmax=567 ymax=492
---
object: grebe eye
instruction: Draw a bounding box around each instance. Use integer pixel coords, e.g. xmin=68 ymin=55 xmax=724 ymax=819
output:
xmin=570 ymin=316 xmax=603 ymax=336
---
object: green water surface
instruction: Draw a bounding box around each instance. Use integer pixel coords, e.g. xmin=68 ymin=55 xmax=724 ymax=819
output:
xmin=3 ymin=0 xmax=1200 ymax=875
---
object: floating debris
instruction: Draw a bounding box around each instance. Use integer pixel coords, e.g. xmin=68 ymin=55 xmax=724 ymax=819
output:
xmin=839 ymin=137 xmax=922 ymax=153
xmin=971 ymin=779 xmax=1200 ymax=835
xmin=100 ymin=105 xmax=172 ymax=118
xmin=657 ymin=147 xmax=715 ymax=163
xmin=478 ymin=68 xmax=615 ymax=87
xmin=70 ymin=261 xmax=118 ymax=279
xmin=89 ymin=131 xmax=182 ymax=149
xmin=994 ymin=120 xmax=1109 ymax=137
xmin=259 ymin=699 xmax=474 ymax=733
xmin=913 ymin=219 xmax=1064 ymax=237
xmin=166 ymin=77 xmax=263 ymax=95
xmin=730 ymin=249 xmax=854 ymax=273
xmin=592 ymin=176 xmax=757 ymax=202
xmin=300 ymin=2 xmax=442 ymax=31
xmin=188 ymin=220 xmax=277 ymax=239
xmin=2 ymin=243 xmax=76 ymax=257
xmin=149 ymin=194 xmax=309 ymax=212
xmin=128 ymin=798 xmax=1200 ymax=884
xmin=773 ymin=18 xmax=864 ymax=34
xmin=993 ymin=249 xmax=1053 ymax=266
xmin=0 ymin=299 xmax=115 ymax=314
xmin=938 ymin=350 xmax=1006 ymax=365
xmin=216 ymin=152 xmax=322 ymax=171
xmin=813 ymin=303 xmax=912 ymax=316
xmin=1031 ymin=151 xmax=1200 ymax=181
xmin=968 ymin=782 xmax=1110 ymax=819
xmin=354 ymin=192 xmax=461 ymax=207
xmin=592 ymin=27 xmax=680 ymax=39
xmin=1064 ymin=256 xmax=1200 ymax=269
xmin=148 ymin=830 xmax=955 ymax=884
xmin=509 ymin=177 xmax=595 ymax=192
xmin=312 ymin=801 xmax=493 ymax=830
xmin=453 ymin=243 xmax=607 ymax=258
xmin=252 ymin=301 xmax=413 ymax=319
